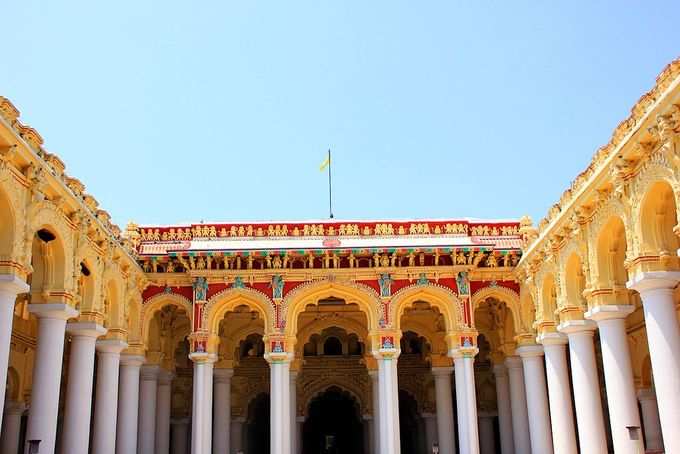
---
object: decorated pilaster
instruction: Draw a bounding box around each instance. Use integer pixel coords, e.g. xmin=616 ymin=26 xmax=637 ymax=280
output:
xmin=372 ymin=330 xmax=401 ymax=454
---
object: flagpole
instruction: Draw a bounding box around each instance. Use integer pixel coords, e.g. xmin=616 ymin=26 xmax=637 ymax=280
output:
xmin=327 ymin=149 xmax=334 ymax=219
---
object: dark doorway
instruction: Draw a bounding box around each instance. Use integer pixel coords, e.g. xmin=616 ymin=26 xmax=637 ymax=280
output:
xmin=246 ymin=393 xmax=270 ymax=454
xmin=399 ymin=390 xmax=423 ymax=454
xmin=303 ymin=386 xmax=363 ymax=454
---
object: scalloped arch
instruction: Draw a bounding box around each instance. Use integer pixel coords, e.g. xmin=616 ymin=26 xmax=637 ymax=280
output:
xmin=390 ymin=283 xmax=462 ymax=332
xmin=300 ymin=381 xmax=366 ymax=418
xmin=471 ymin=285 xmax=521 ymax=334
xmin=205 ymin=287 xmax=275 ymax=336
xmin=141 ymin=292 xmax=193 ymax=345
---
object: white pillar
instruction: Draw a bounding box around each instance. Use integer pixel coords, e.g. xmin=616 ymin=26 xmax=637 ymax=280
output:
xmin=540 ymin=334 xmax=577 ymax=454
xmin=369 ymin=370 xmax=381 ymax=454
xmin=517 ymin=344 xmax=554 ymax=454
xmin=156 ymin=370 xmax=174 ymax=454
xmin=230 ymin=417 xmax=245 ymax=454
xmin=116 ymin=354 xmax=145 ymax=454
xmin=478 ymin=412 xmax=497 ymax=454
xmin=213 ymin=368 xmax=233 ymax=454
xmin=558 ymin=320 xmax=608 ymax=454
xmin=504 ymin=356 xmax=531 ymax=454
xmin=0 ymin=401 xmax=25 ymax=454
xmin=452 ymin=349 xmax=480 ymax=454
xmin=0 ymin=275 xmax=28 ymax=431
xmin=492 ymin=364 xmax=514 ymax=454
xmin=25 ymin=303 xmax=78 ymax=454
xmin=375 ymin=353 xmax=401 ymax=454
xmin=190 ymin=353 xmax=216 ymax=454
xmin=586 ymin=305 xmax=643 ymax=454
xmin=91 ymin=339 xmax=127 ymax=454
xmin=432 ymin=367 xmax=455 ymax=454
xmin=171 ymin=418 xmax=190 ymax=454
xmin=290 ymin=371 xmax=298 ymax=454
xmin=138 ymin=364 xmax=160 ymax=454
xmin=267 ymin=355 xmax=291 ymax=454
xmin=422 ymin=413 xmax=438 ymax=454
xmin=61 ymin=322 xmax=106 ymax=454
xmin=637 ymin=388 xmax=663 ymax=452
xmin=628 ymin=271 xmax=680 ymax=453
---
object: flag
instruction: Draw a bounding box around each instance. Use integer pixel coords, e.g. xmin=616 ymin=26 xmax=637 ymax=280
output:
xmin=319 ymin=154 xmax=330 ymax=171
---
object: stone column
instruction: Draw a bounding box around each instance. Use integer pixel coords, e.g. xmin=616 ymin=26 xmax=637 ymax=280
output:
xmin=290 ymin=371 xmax=298 ymax=454
xmin=61 ymin=322 xmax=107 ymax=454
xmin=452 ymin=349 xmax=480 ymax=454
xmin=0 ymin=401 xmax=25 ymax=454
xmin=422 ymin=413 xmax=437 ymax=454
xmin=0 ymin=275 xmax=28 ymax=431
xmin=91 ymin=339 xmax=127 ymax=454
xmin=230 ymin=417 xmax=245 ymax=454
xmin=25 ymin=303 xmax=78 ymax=454
xmin=375 ymin=352 xmax=401 ymax=454
xmin=369 ymin=370 xmax=381 ymax=454
xmin=517 ymin=344 xmax=554 ymax=454
xmin=540 ymin=333 xmax=577 ymax=454
xmin=213 ymin=368 xmax=233 ymax=454
xmin=190 ymin=353 xmax=216 ymax=454
xmin=296 ymin=416 xmax=304 ymax=454
xmin=586 ymin=305 xmax=643 ymax=454
xmin=628 ymin=272 xmax=680 ymax=453
xmin=558 ymin=320 xmax=608 ymax=454
xmin=116 ymin=354 xmax=145 ymax=454
xmin=504 ymin=356 xmax=531 ymax=454
xmin=432 ymin=367 xmax=455 ymax=454
xmin=492 ymin=364 xmax=514 ymax=454
xmin=267 ymin=354 xmax=292 ymax=454
xmin=637 ymin=388 xmax=663 ymax=452
xmin=138 ymin=364 xmax=160 ymax=454
xmin=156 ymin=370 xmax=174 ymax=454
xmin=478 ymin=412 xmax=497 ymax=454
xmin=171 ymin=418 xmax=190 ymax=454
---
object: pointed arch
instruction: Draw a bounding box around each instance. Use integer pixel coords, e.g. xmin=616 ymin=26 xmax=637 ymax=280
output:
xmin=282 ymin=280 xmax=381 ymax=337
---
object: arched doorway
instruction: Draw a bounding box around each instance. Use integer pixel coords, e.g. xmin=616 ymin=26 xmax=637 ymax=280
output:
xmin=303 ymin=386 xmax=363 ymax=454
xmin=246 ymin=393 xmax=270 ymax=454
xmin=399 ymin=390 xmax=424 ymax=454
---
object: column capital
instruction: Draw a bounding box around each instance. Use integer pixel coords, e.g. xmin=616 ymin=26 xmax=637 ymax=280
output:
xmin=158 ymin=369 xmax=174 ymax=385
xmin=504 ymin=355 xmax=523 ymax=369
xmin=119 ymin=353 xmax=145 ymax=367
xmin=264 ymin=352 xmax=293 ymax=364
xmin=0 ymin=274 xmax=29 ymax=296
xmin=585 ymin=304 xmax=634 ymax=322
xmin=96 ymin=338 xmax=128 ymax=353
xmin=28 ymin=303 xmax=78 ymax=320
xmin=214 ymin=368 xmax=234 ymax=383
xmin=189 ymin=352 xmax=218 ymax=364
xmin=449 ymin=346 xmax=478 ymax=359
xmin=431 ymin=366 xmax=454 ymax=377
xmin=537 ymin=332 xmax=568 ymax=346
xmin=140 ymin=364 xmax=161 ymax=380
xmin=557 ymin=319 xmax=597 ymax=335
xmin=3 ymin=400 xmax=26 ymax=416
xmin=516 ymin=344 xmax=544 ymax=358
xmin=66 ymin=321 xmax=107 ymax=338
xmin=492 ymin=363 xmax=508 ymax=378
xmin=637 ymin=388 xmax=657 ymax=402
xmin=627 ymin=271 xmax=680 ymax=293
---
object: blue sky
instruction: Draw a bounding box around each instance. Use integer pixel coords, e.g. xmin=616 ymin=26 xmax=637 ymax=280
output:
xmin=2 ymin=1 xmax=678 ymax=227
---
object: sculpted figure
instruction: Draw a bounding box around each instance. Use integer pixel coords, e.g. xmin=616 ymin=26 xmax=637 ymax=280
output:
xmin=378 ymin=273 xmax=392 ymax=297
xmin=348 ymin=253 xmax=356 ymax=268
xmin=408 ymin=252 xmax=415 ymax=267
xmin=486 ymin=253 xmax=498 ymax=268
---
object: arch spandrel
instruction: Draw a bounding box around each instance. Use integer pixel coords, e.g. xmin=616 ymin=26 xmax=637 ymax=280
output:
xmin=141 ymin=292 xmax=193 ymax=346
xmin=205 ymin=287 xmax=275 ymax=337
xmin=390 ymin=283 xmax=462 ymax=333
xmin=282 ymin=280 xmax=382 ymax=338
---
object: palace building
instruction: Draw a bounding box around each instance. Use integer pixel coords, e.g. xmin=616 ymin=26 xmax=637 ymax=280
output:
xmin=0 ymin=58 xmax=679 ymax=454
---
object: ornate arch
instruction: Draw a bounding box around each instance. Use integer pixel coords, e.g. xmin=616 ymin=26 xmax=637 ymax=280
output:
xmin=282 ymin=280 xmax=382 ymax=337
xmin=205 ymin=287 xmax=275 ymax=336
xmin=390 ymin=283 xmax=462 ymax=332
xmin=471 ymin=286 xmax=521 ymax=334
xmin=300 ymin=381 xmax=366 ymax=417
xmin=141 ymin=292 xmax=193 ymax=345
xmin=296 ymin=315 xmax=369 ymax=347
xmin=399 ymin=318 xmax=448 ymax=355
